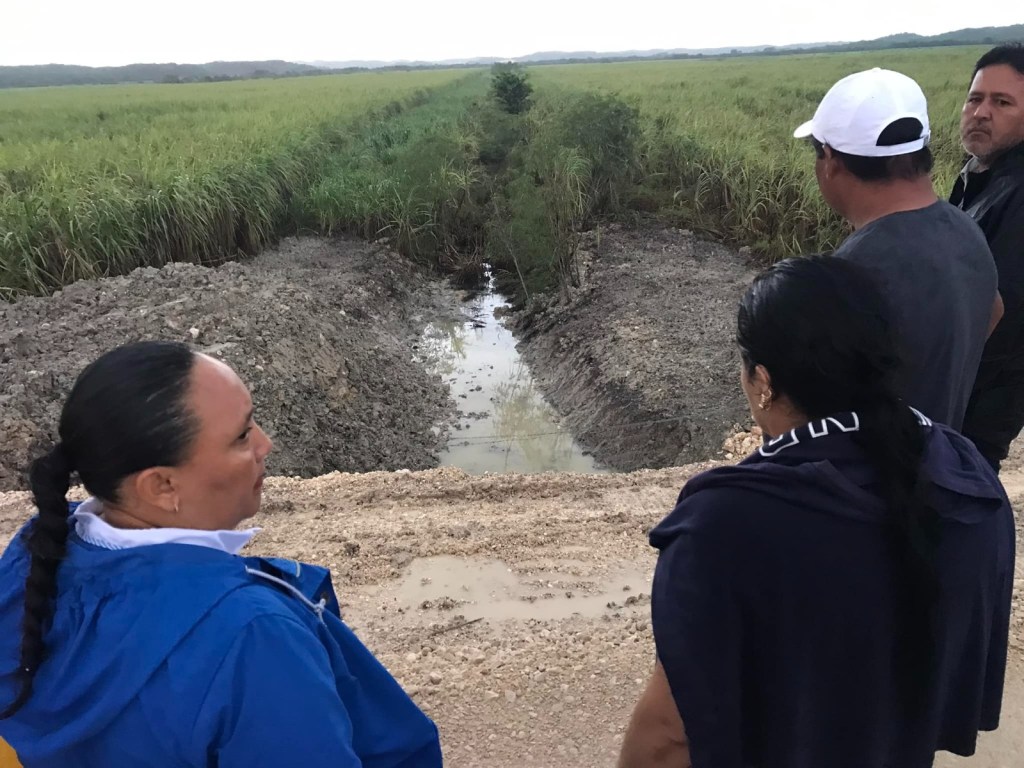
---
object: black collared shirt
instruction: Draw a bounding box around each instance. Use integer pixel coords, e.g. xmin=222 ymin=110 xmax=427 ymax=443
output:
xmin=951 ymin=143 xmax=1024 ymax=380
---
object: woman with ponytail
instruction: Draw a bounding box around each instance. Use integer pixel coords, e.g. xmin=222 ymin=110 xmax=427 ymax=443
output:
xmin=0 ymin=341 xmax=441 ymax=768
xmin=620 ymin=256 xmax=1015 ymax=768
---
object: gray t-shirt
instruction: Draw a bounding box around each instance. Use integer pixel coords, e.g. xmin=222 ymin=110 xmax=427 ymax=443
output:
xmin=834 ymin=201 xmax=997 ymax=429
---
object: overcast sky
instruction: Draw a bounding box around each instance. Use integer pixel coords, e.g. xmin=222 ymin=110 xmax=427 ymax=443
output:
xmin=2 ymin=2 xmax=1020 ymax=67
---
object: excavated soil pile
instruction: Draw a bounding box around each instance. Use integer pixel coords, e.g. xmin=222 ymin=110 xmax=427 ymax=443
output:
xmin=0 ymin=237 xmax=455 ymax=490
xmin=514 ymin=225 xmax=757 ymax=471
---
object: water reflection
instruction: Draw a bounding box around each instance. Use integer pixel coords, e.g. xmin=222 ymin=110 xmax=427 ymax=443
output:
xmin=418 ymin=319 xmax=466 ymax=377
xmin=419 ymin=274 xmax=603 ymax=474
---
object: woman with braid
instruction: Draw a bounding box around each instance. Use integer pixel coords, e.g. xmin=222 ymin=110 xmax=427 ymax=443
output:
xmin=0 ymin=342 xmax=442 ymax=767
xmin=620 ymin=257 xmax=1015 ymax=768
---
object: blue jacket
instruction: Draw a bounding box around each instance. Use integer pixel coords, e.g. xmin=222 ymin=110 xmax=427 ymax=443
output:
xmin=0 ymin=515 xmax=442 ymax=767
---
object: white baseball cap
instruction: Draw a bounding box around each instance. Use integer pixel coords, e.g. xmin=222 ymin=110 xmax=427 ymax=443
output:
xmin=793 ymin=68 xmax=931 ymax=157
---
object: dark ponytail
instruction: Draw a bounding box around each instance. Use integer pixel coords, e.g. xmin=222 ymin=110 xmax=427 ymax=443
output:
xmin=853 ymin=396 xmax=938 ymax=712
xmin=0 ymin=447 xmax=74 ymax=720
xmin=737 ymin=256 xmax=938 ymax=710
xmin=1 ymin=341 xmax=198 ymax=719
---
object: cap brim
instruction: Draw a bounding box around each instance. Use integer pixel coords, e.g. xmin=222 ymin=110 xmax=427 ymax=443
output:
xmin=793 ymin=120 xmax=815 ymax=139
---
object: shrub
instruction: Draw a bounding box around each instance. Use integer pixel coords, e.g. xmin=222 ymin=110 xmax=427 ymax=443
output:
xmin=490 ymin=64 xmax=533 ymax=115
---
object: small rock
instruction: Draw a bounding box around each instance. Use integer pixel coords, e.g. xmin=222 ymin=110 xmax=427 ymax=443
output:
xmin=428 ymin=672 xmax=443 ymax=685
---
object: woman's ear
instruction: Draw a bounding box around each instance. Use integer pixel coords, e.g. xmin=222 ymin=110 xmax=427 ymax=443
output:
xmin=129 ymin=467 xmax=179 ymax=517
xmin=753 ymin=364 xmax=773 ymax=394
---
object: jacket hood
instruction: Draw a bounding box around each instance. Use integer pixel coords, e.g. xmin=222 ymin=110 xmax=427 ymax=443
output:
xmin=0 ymin=527 xmax=252 ymax=760
xmin=651 ymin=411 xmax=1007 ymax=550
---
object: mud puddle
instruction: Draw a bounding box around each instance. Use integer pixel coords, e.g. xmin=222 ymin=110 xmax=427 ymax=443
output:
xmin=418 ymin=270 xmax=604 ymax=474
xmin=383 ymin=555 xmax=652 ymax=621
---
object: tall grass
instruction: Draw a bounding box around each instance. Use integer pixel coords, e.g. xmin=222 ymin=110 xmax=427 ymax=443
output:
xmin=532 ymin=47 xmax=985 ymax=260
xmin=0 ymin=71 xmax=463 ymax=295
xmin=1 ymin=47 xmax=992 ymax=297
xmin=485 ymin=90 xmax=642 ymax=300
xmin=298 ymin=74 xmax=490 ymax=277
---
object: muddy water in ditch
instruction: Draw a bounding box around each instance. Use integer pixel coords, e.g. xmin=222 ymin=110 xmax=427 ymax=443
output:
xmin=418 ymin=272 xmax=603 ymax=474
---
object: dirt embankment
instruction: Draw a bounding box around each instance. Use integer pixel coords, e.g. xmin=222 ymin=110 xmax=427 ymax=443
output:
xmin=0 ymin=237 xmax=457 ymax=490
xmin=0 ymin=226 xmax=759 ymax=488
xmin=0 ymin=227 xmax=1020 ymax=767
xmin=513 ymin=225 xmax=756 ymax=471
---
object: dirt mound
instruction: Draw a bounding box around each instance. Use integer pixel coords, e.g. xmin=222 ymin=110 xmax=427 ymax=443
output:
xmin=514 ymin=225 xmax=756 ymax=470
xmin=0 ymin=237 xmax=455 ymax=490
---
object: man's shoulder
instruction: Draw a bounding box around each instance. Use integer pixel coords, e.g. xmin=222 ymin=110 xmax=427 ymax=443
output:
xmin=902 ymin=199 xmax=987 ymax=235
xmin=993 ymin=142 xmax=1024 ymax=178
xmin=838 ymin=202 xmax=991 ymax=261
xmin=994 ymin=155 xmax=1024 ymax=211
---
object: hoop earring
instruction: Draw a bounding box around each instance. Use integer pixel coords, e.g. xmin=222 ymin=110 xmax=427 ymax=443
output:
xmin=758 ymin=389 xmax=774 ymax=411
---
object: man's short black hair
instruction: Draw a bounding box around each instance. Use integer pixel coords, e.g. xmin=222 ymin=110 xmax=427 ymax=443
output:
xmin=810 ymin=118 xmax=934 ymax=182
xmin=974 ymin=43 xmax=1024 ymax=79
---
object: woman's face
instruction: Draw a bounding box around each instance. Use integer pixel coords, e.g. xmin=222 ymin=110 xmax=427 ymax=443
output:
xmin=172 ymin=354 xmax=273 ymax=531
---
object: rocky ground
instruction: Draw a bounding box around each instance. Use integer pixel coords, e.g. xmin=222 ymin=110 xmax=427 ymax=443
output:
xmin=0 ymin=237 xmax=457 ymax=490
xmin=0 ymin=230 xmax=1019 ymax=766
xmin=512 ymin=224 xmax=756 ymax=471
xmin=0 ymin=227 xmax=757 ymax=489
xmin=0 ymin=454 xmax=1020 ymax=768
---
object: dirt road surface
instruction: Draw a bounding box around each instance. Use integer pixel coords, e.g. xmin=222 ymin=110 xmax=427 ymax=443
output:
xmin=0 ymin=460 xmax=1019 ymax=768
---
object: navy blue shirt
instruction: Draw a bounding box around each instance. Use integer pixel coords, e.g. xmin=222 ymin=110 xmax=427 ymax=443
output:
xmin=650 ymin=412 xmax=1015 ymax=768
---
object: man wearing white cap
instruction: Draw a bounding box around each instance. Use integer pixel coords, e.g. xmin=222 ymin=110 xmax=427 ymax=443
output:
xmin=795 ymin=68 xmax=1001 ymax=431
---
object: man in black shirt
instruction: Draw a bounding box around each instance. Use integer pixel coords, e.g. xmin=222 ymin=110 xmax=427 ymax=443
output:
xmin=951 ymin=44 xmax=1024 ymax=472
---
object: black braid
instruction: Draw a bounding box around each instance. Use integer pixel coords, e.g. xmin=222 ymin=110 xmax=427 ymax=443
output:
xmin=853 ymin=398 xmax=938 ymax=715
xmin=1 ymin=341 xmax=197 ymax=718
xmin=1 ymin=445 xmax=73 ymax=719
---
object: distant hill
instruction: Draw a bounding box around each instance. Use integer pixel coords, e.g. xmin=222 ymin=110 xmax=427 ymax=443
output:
xmin=306 ymin=23 xmax=1023 ymax=70
xmin=0 ymin=60 xmax=320 ymax=89
xmin=801 ymin=23 xmax=1024 ymax=54
xmin=305 ymin=57 xmax=503 ymax=69
xmin=1 ymin=23 xmax=1022 ymax=89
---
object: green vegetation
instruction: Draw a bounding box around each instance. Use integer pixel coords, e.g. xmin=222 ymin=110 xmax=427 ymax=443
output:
xmin=490 ymin=64 xmax=533 ymax=114
xmin=485 ymin=90 xmax=641 ymax=298
xmin=299 ymin=75 xmax=489 ymax=281
xmin=0 ymin=70 xmax=462 ymax=295
xmin=0 ymin=45 xmax=994 ymax=301
xmin=533 ymin=46 xmax=987 ymax=258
